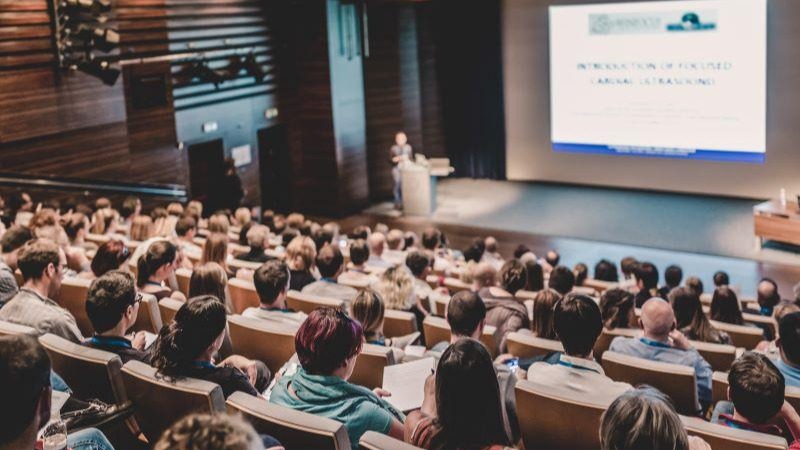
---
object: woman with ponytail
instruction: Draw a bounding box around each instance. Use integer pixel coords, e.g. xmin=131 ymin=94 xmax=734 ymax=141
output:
xmin=137 ymin=240 xmax=185 ymax=301
xmin=151 ymin=295 xmax=270 ymax=398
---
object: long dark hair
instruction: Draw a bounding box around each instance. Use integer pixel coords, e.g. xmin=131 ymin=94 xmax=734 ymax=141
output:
xmin=137 ymin=240 xmax=177 ymax=287
xmin=670 ymin=287 xmax=718 ymax=342
xmin=429 ymin=339 xmax=511 ymax=450
xmin=599 ymin=289 xmax=636 ymax=330
xmin=710 ymin=287 xmax=744 ymax=326
xmin=524 ymin=259 xmax=544 ymax=291
xmin=151 ymin=296 xmax=227 ymax=377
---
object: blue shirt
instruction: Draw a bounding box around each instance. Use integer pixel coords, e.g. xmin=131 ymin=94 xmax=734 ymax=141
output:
xmin=775 ymin=359 xmax=800 ymax=388
xmin=609 ymin=336 xmax=712 ymax=406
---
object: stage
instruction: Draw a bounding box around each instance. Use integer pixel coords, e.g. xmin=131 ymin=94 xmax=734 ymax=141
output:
xmin=357 ymin=178 xmax=800 ymax=298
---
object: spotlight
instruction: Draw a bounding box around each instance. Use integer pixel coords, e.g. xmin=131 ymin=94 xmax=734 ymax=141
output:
xmin=72 ymin=25 xmax=119 ymax=52
xmin=77 ymin=58 xmax=120 ymax=86
xmin=243 ymin=53 xmax=266 ymax=82
xmin=63 ymin=0 xmax=111 ymax=16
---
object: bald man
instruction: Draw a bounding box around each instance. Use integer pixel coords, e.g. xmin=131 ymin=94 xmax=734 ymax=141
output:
xmin=365 ymin=232 xmax=393 ymax=269
xmin=609 ymin=298 xmax=712 ymax=410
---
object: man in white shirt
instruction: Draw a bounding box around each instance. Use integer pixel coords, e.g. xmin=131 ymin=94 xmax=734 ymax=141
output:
xmin=301 ymin=245 xmax=358 ymax=304
xmin=526 ymin=293 xmax=631 ymax=403
xmin=383 ymin=229 xmax=407 ymax=266
xmin=366 ymin=232 xmax=394 ymax=270
xmin=338 ymin=239 xmax=377 ymax=287
xmin=405 ymin=251 xmax=433 ymax=308
xmin=243 ymin=259 xmax=307 ymax=325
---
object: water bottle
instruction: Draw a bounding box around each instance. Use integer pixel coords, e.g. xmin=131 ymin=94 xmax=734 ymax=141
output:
xmin=40 ymin=413 xmax=68 ymax=450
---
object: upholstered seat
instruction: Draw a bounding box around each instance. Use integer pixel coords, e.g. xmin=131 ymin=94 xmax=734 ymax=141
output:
xmin=383 ymin=309 xmax=418 ymax=339
xmin=54 ymin=276 xmax=94 ymax=336
xmin=682 ymin=415 xmax=787 ymax=450
xmin=227 ymin=314 xmax=298 ymax=374
xmin=286 ymin=290 xmax=346 ymax=315
xmin=228 ymin=278 xmax=261 ymax=314
xmin=506 ymin=332 xmax=564 ymax=359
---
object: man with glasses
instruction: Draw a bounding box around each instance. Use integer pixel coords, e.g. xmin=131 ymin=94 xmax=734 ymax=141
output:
xmin=0 ymin=239 xmax=83 ymax=343
xmin=84 ymin=270 xmax=152 ymax=363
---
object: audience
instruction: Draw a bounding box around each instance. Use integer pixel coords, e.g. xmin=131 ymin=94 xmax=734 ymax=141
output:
xmin=383 ymin=229 xmax=407 ymax=266
xmin=302 ymin=245 xmax=357 ymax=303
xmin=375 ymin=265 xmax=428 ymax=326
xmin=748 ymin=277 xmax=782 ymax=317
xmin=618 ymin=256 xmax=639 ymax=291
xmin=82 ymin=239 xmax=131 ymax=279
xmin=188 ymin=262 xmax=230 ymax=311
xmin=481 ymin=236 xmax=504 ymax=270
xmin=284 ymin=235 xmax=317 ymax=291
xmin=269 ymin=307 xmax=405 ymax=446
xmin=634 ymin=262 xmax=661 ymax=307
xmin=366 ymin=232 xmax=394 ymax=270
xmin=137 ymin=240 xmax=184 ymax=301
xmin=201 ymin=233 xmax=234 ymax=278
xmin=175 ymin=216 xmax=202 ymax=259
xmin=406 ymin=251 xmax=434 ymax=308
xmin=669 ymin=287 xmax=731 ymax=345
xmin=405 ymin=339 xmax=513 ymax=450
xmin=526 ymin=293 xmax=631 ymax=402
xmin=599 ymin=288 xmax=636 ymax=330
xmin=0 ymin=225 xmax=32 ymax=304
xmin=609 ymin=298 xmax=712 ymax=410
xmin=531 ymin=289 xmax=560 ymax=340
xmin=238 ymin=224 xmax=273 ymax=263
xmin=339 ymin=239 xmax=374 ymax=286
xmin=710 ymin=286 xmax=749 ymax=327
xmin=594 ymin=259 xmax=619 ymax=283
xmin=84 ymin=271 xmax=151 ymax=363
xmin=776 ymin=312 xmax=800 ymax=387
xmin=548 ymin=265 xmax=575 ymax=296
xmin=0 ymin=239 xmax=83 ymax=342
xmin=600 ymin=387 xmax=711 ymax=450
xmin=685 ymin=276 xmax=704 ymax=298
xmin=154 ymin=413 xmax=282 ymax=450
xmin=659 ymin=264 xmax=683 ymax=298
xmin=351 ymin=288 xmax=419 ymax=359
xmin=481 ymin=260 xmax=530 ymax=352
xmin=151 ymin=295 xmax=269 ymax=398
xmin=130 ymin=215 xmax=154 ymax=242
xmin=572 ymin=263 xmax=588 ymax=287
xmin=522 ymin=258 xmax=544 ymax=292
xmin=244 ymin=260 xmax=307 ymax=325
xmin=713 ymin=270 xmax=730 ymax=287
xmin=545 ymin=250 xmax=560 ymax=270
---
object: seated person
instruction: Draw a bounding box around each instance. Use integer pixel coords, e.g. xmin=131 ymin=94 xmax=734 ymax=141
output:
xmin=383 ymin=229 xmax=407 ymax=266
xmin=0 ymin=334 xmax=116 ymax=450
xmin=405 ymin=339 xmax=514 ymax=450
xmin=301 ymin=245 xmax=357 ymax=304
xmin=480 ymin=236 xmax=504 ymax=271
xmin=137 ymin=240 xmax=185 ymax=301
xmin=599 ymin=288 xmax=637 ymax=330
xmin=526 ymin=293 xmax=631 ymax=403
xmin=609 ymin=298 xmax=712 ymax=410
xmin=175 ymin=216 xmax=202 ymax=261
xmin=658 ymin=264 xmax=683 ymax=299
xmin=421 ymin=227 xmax=453 ymax=275
xmin=269 ymin=307 xmax=405 ymax=447
xmin=713 ymin=352 xmax=800 ymax=449
xmin=531 ymin=289 xmax=560 ymax=340
xmin=78 ymin=240 xmax=131 ymax=280
xmin=548 ymin=265 xmax=575 ymax=296
xmin=469 ymin=262 xmax=497 ymax=292
xmin=285 ymin=236 xmax=317 ymax=292
xmin=714 ymin=270 xmax=730 ymax=288
xmin=633 ymin=262 xmax=661 ymax=307
xmin=669 ymin=287 xmax=731 ymax=345
xmin=351 ymin=289 xmax=420 ymax=360
xmin=0 ymin=225 xmax=33 ymax=304
xmin=84 ymin=271 xmax=151 ymax=364
xmin=600 ymin=387 xmax=711 ymax=450
xmin=776 ymin=312 xmax=800 ymax=387
xmin=0 ymin=239 xmax=83 ymax=343
xmin=747 ymin=278 xmax=782 ymax=317
xmin=685 ymin=276 xmax=704 ymax=298
xmin=427 ymin=290 xmax=519 ymax=443
xmin=151 ymin=295 xmax=269 ymax=398
xmin=406 ymin=251 xmax=434 ymax=308
xmin=243 ymin=260 xmax=307 ymax=325
xmin=710 ymin=286 xmax=765 ymax=336
xmin=338 ymin=239 xmax=377 ymax=286
xmin=237 ymin=225 xmax=274 ymax=263
xmin=366 ymin=232 xmax=394 ymax=269
xmin=481 ymin=259 xmax=530 ymax=353
xmin=154 ymin=413 xmax=282 ymax=450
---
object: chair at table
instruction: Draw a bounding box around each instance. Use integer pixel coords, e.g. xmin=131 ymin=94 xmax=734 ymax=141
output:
xmin=227 ymin=315 xmax=298 ymax=375
xmin=228 ymin=277 xmax=261 ymax=314
xmin=359 ymin=431 xmax=423 ymax=450
xmin=350 ymin=343 xmax=395 ymax=390
xmin=506 ymin=332 xmax=564 ymax=359
xmin=383 ymin=309 xmax=417 ymax=339
xmin=602 ymin=351 xmax=698 ymax=415
xmin=286 ymin=290 xmax=346 ymax=315
xmin=121 ymin=360 xmax=225 ymax=442
xmin=54 ymin=276 xmax=94 ymax=336
xmin=227 ymin=391 xmax=351 ymax=450
xmin=710 ymin=320 xmax=764 ymax=350
xmin=682 ymin=415 xmax=787 ymax=450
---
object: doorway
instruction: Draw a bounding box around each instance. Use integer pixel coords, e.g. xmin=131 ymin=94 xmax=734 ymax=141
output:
xmin=187 ymin=138 xmax=225 ymax=215
xmin=258 ymin=125 xmax=292 ymax=213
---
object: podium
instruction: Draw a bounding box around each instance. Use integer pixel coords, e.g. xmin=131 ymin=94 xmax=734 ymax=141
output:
xmin=401 ymin=157 xmax=453 ymax=216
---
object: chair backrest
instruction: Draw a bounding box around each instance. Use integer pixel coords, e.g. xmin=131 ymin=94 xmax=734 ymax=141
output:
xmin=350 ymin=343 xmax=394 ymax=389
xmin=227 ymin=315 xmax=298 ymax=375
xmin=54 ymin=276 xmax=94 ymax=336
xmin=602 ymin=351 xmax=698 ymax=415
xmin=226 ymin=391 xmax=351 ymax=450
xmin=425 ymin=274 xmax=440 ymax=290
xmin=228 ymin=278 xmax=262 ymax=314
xmin=0 ymin=319 xmax=35 ymax=336
xmin=158 ymin=298 xmax=184 ymax=326
xmin=420 ymin=316 xmax=496 ymax=356
xmin=515 ymin=289 xmax=539 ymax=300
xmin=383 ymin=309 xmax=417 ymax=339
xmin=131 ymin=293 xmax=163 ymax=333
xmin=515 ymin=379 xmax=608 ymax=450
xmin=359 ymin=431 xmax=423 ymax=450
xmin=682 ymin=416 xmax=788 ymax=450
xmin=692 ymin=340 xmax=737 ymax=372
xmin=228 ymin=258 xmax=264 ymax=272
xmin=442 ymin=277 xmax=471 ymax=294
xmin=337 ymin=273 xmax=371 ymax=290
xmin=710 ymin=320 xmax=764 ymax=350
xmin=433 ymin=295 xmax=449 ymax=317
xmin=286 ymin=290 xmax=346 ymax=315
xmin=742 ymin=312 xmax=778 ymax=340
xmin=594 ymin=328 xmax=638 ymax=362
xmin=506 ymin=332 xmax=564 ymax=359
xmin=121 ymin=360 xmax=225 ymax=442
xmin=39 ymin=333 xmax=127 ymax=405
xmin=175 ymin=267 xmax=192 ymax=297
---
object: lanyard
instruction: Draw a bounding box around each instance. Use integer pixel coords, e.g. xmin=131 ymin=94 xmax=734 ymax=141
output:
xmin=191 ymin=361 xmax=216 ymax=369
xmin=640 ymin=337 xmax=672 ymax=349
xmin=557 ymin=359 xmax=600 ymax=374
xmin=90 ymin=336 xmax=132 ymax=349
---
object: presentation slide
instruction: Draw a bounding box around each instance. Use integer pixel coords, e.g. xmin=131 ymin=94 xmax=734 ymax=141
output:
xmin=549 ymin=0 xmax=767 ymax=163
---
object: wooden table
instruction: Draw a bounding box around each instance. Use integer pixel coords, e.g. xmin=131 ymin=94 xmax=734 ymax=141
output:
xmin=753 ymin=200 xmax=800 ymax=247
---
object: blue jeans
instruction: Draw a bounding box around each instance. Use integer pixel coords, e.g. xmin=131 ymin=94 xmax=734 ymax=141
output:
xmin=68 ymin=428 xmax=115 ymax=450
xmin=51 ymin=371 xmax=72 ymax=394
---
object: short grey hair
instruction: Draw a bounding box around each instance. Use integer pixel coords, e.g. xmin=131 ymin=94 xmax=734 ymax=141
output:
xmin=246 ymin=224 xmax=270 ymax=249
xmin=600 ymin=386 xmax=689 ymax=450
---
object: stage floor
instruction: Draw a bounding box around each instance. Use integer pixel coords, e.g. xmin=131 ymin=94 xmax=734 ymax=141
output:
xmin=358 ymin=178 xmax=800 ymax=297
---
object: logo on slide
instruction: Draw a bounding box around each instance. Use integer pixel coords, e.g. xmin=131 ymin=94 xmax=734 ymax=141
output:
xmin=666 ymin=12 xmax=717 ymax=31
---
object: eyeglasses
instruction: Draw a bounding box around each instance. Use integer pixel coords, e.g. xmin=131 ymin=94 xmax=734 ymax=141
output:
xmin=132 ymin=293 xmax=143 ymax=305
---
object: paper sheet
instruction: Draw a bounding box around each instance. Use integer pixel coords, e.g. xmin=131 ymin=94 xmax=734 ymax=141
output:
xmin=382 ymin=357 xmax=435 ymax=412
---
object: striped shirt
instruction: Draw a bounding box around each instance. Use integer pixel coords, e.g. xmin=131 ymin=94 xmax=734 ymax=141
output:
xmin=0 ymin=287 xmax=83 ymax=343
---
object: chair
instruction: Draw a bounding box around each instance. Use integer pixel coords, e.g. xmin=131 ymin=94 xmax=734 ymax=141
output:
xmin=14 ymin=269 xmax=23 ymax=286
xmin=227 ymin=315 xmax=298 ymax=375
xmin=742 ymin=312 xmax=778 ymax=340
xmin=121 ymin=360 xmax=225 ymax=442
xmin=39 ymin=333 xmax=128 ymax=406
xmin=442 ymin=277 xmax=471 ymax=294
xmin=131 ymin=293 xmax=163 ymax=333
xmin=338 ymin=274 xmax=371 ymax=290
xmin=682 ymin=416 xmax=787 ymax=450
xmin=0 ymin=320 xmax=35 ymax=336
xmin=158 ymin=297 xmax=184 ymax=326
xmin=602 ymin=351 xmax=698 ymax=415
xmin=286 ymin=290 xmax=346 ymax=315
xmin=175 ymin=267 xmax=192 ymax=297
xmin=228 ymin=258 xmax=263 ymax=272
xmin=228 ymin=278 xmax=261 ymax=314
xmin=506 ymin=332 xmax=564 ymax=359
xmin=227 ymin=391 xmax=351 ymax=450
xmin=692 ymin=340 xmax=737 ymax=372
xmin=593 ymin=328 xmax=638 ymax=361
xmin=359 ymin=431 xmax=423 ymax=450
xmin=54 ymin=276 xmax=94 ymax=336
xmin=583 ymin=278 xmax=618 ymax=293
xmin=710 ymin=320 xmax=764 ymax=350
xmin=425 ymin=274 xmax=440 ymax=290
xmin=350 ymin=343 xmax=394 ymax=389
xmin=383 ymin=309 xmax=417 ymax=339
xmin=420 ymin=316 xmax=497 ymax=358
xmin=515 ymin=379 xmax=608 ymax=450
xmin=515 ymin=289 xmax=538 ymax=300
xmin=433 ymin=295 xmax=449 ymax=316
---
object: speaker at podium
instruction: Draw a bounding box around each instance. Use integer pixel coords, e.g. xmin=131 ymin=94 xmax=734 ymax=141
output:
xmin=400 ymin=156 xmax=454 ymax=216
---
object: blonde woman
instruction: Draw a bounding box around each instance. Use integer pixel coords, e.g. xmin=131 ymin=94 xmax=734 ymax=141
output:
xmin=285 ymin=235 xmax=317 ymax=291
xmin=201 ymin=232 xmax=234 ymax=278
xmin=351 ymin=289 xmax=420 ymax=361
xmin=375 ymin=265 xmax=429 ymax=330
xmin=208 ymin=213 xmax=230 ymax=234
xmin=129 ymin=215 xmax=154 ymax=242
xmin=234 ymin=207 xmax=251 ymax=227
xmin=90 ymin=208 xmax=120 ymax=236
